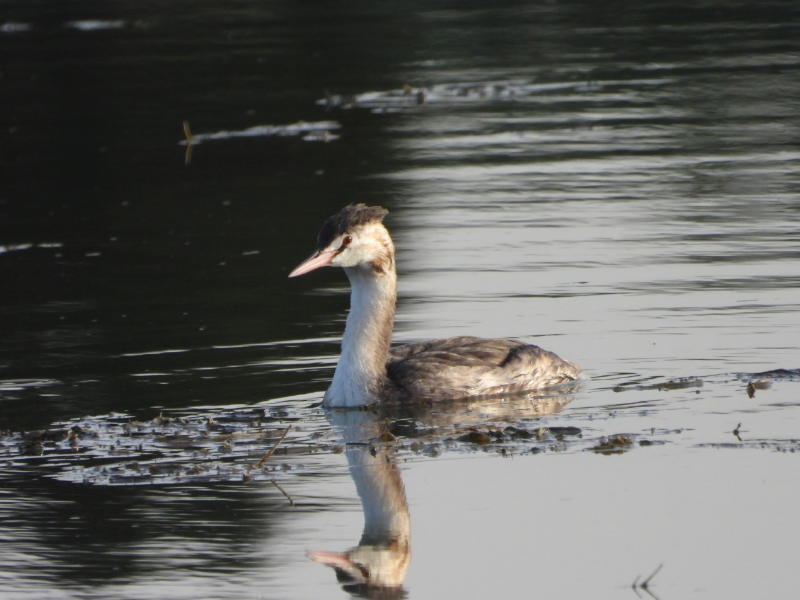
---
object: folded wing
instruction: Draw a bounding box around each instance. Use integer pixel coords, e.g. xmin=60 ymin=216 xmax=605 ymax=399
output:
xmin=387 ymin=336 xmax=580 ymax=401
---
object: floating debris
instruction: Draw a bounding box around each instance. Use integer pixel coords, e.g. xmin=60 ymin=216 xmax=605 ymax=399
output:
xmin=3 ymin=367 xmax=797 ymax=485
xmin=613 ymin=377 xmax=703 ymax=393
xmin=457 ymin=431 xmax=492 ymax=445
xmin=377 ymin=430 xmax=398 ymax=443
xmin=632 ymin=563 xmax=663 ymax=599
xmin=180 ymin=119 xmax=340 ymax=164
xmin=743 ymin=368 xmax=800 ymax=381
xmin=638 ymin=439 xmax=664 ymax=447
xmin=318 ymin=77 xmax=673 ymax=113
xmin=697 ymin=438 xmax=800 ymax=452
xmin=503 ymin=426 xmax=534 ymax=440
xmin=592 ymin=434 xmax=635 ymax=455
xmin=302 ymin=130 xmax=339 ymax=143
xmin=178 ymin=120 xmax=341 ymax=146
xmin=746 ymin=379 xmax=771 ymax=398
xmin=547 ymin=426 xmax=583 ymax=437
xmin=257 ymin=425 xmax=292 ymax=467
xmin=270 ymin=478 xmax=297 ymax=506
xmin=0 ymin=408 xmax=325 ymax=486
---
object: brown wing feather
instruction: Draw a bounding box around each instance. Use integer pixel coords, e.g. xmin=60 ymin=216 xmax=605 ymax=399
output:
xmin=386 ymin=336 xmax=581 ymax=401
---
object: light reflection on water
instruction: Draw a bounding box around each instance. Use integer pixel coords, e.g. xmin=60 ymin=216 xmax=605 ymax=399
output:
xmin=1 ymin=0 xmax=800 ymax=598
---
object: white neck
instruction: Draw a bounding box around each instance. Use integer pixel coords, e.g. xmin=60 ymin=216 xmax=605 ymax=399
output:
xmin=324 ymin=263 xmax=397 ymax=408
xmin=346 ymin=446 xmax=410 ymax=548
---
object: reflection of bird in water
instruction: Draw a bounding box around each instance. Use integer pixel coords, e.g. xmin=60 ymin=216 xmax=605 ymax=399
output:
xmin=290 ymin=204 xmax=581 ymax=408
xmin=309 ymin=411 xmax=410 ymax=598
xmin=308 ymin=386 xmax=575 ymax=597
xmin=308 ymin=449 xmax=409 ymax=598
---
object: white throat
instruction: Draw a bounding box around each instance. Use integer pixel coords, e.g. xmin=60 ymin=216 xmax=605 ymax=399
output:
xmin=324 ymin=263 xmax=396 ymax=408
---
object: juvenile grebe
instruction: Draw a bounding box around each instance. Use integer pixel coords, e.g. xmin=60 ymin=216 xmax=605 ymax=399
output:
xmin=289 ymin=204 xmax=581 ymax=408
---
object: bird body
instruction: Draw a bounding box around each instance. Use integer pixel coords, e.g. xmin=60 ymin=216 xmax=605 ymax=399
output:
xmin=289 ymin=204 xmax=581 ymax=408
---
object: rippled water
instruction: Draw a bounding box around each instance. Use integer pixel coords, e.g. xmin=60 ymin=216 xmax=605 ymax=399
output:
xmin=2 ymin=1 xmax=800 ymax=598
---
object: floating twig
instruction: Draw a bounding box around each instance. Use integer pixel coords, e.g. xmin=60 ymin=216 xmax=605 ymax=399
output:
xmin=733 ymin=422 xmax=742 ymax=441
xmin=631 ymin=575 xmax=641 ymax=598
xmin=632 ymin=564 xmax=663 ymax=600
xmin=183 ymin=121 xmax=193 ymax=143
xmin=271 ymin=479 xmax=296 ymax=507
xmin=257 ymin=425 xmax=292 ymax=468
xmin=183 ymin=121 xmax=194 ymax=165
xmin=641 ymin=563 xmax=663 ymax=589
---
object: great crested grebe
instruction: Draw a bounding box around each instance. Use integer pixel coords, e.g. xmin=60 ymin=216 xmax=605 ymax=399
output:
xmin=289 ymin=204 xmax=581 ymax=408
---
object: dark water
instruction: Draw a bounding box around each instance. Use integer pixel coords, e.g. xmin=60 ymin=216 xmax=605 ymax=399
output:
xmin=2 ymin=2 xmax=800 ymax=598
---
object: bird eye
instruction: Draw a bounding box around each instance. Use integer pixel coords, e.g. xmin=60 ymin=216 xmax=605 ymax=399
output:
xmin=343 ymin=235 xmax=353 ymax=246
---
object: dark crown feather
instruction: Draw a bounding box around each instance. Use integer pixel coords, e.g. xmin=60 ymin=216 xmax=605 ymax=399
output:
xmin=316 ymin=204 xmax=389 ymax=250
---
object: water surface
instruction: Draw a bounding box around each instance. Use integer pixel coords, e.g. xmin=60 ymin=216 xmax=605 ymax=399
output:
xmin=2 ymin=1 xmax=799 ymax=598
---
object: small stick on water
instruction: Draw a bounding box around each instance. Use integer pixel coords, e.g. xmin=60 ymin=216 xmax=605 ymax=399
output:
xmin=632 ymin=564 xmax=663 ymax=600
xmin=631 ymin=575 xmax=642 ymax=599
xmin=183 ymin=121 xmax=193 ymax=142
xmin=271 ymin=479 xmax=296 ymax=507
xmin=183 ymin=121 xmax=194 ymax=165
xmin=641 ymin=563 xmax=663 ymax=590
xmin=257 ymin=425 xmax=292 ymax=468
